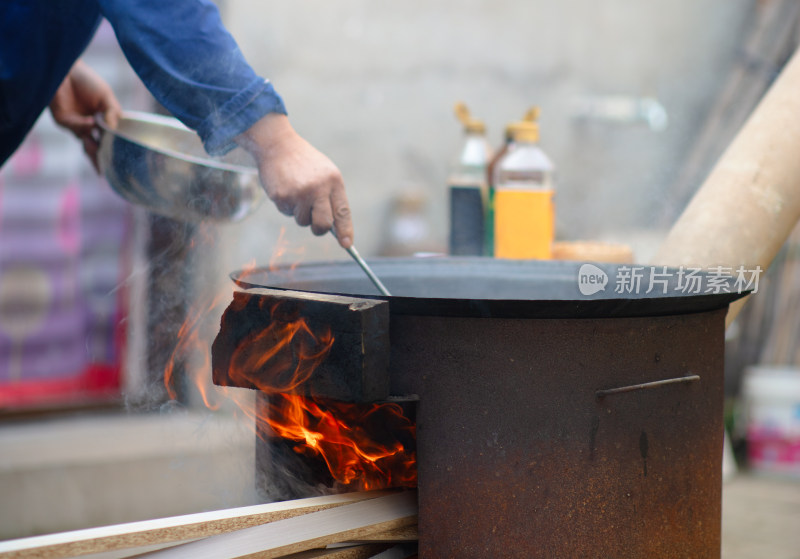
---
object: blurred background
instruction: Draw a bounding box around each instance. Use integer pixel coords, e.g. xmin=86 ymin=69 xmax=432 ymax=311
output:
xmin=1 ymin=0 xmax=799 ymax=556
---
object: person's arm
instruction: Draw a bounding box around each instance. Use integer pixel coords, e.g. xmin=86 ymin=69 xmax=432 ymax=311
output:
xmin=97 ymin=0 xmax=353 ymax=245
xmin=49 ymin=60 xmax=122 ymax=172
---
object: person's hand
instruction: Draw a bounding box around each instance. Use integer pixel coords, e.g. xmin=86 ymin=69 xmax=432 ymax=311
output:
xmin=49 ymin=60 xmax=122 ymax=172
xmin=236 ymin=114 xmax=354 ymax=249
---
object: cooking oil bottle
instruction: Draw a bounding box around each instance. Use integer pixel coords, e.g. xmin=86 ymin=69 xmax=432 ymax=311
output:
xmin=492 ymin=109 xmax=555 ymax=259
xmin=485 ymin=107 xmax=538 ymax=256
xmin=448 ymin=102 xmax=492 ymax=256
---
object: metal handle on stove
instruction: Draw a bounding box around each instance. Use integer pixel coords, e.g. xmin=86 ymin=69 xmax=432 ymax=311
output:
xmin=595 ymin=374 xmax=700 ymax=399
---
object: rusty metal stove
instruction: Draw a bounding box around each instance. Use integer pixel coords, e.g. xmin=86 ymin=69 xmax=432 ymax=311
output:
xmin=212 ymin=257 xmax=745 ymax=558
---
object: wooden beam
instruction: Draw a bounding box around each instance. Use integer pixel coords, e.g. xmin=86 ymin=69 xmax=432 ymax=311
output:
xmin=212 ymin=288 xmax=390 ymax=402
xmin=660 ymin=0 xmax=800 ymax=226
xmin=139 ymin=491 xmax=417 ymax=559
xmin=0 ymin=492 xmax=392 ymax=559
xmin=654 ymin=46 xmax=800 ymax=327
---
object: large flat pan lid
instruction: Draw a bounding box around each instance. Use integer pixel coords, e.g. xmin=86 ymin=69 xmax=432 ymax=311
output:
xmin=232 ymin=257 xmax=750 ymax=319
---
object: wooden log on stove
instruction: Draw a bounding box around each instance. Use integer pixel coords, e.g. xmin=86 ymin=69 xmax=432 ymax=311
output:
xmin=212 ymin=288 xmax=390 ymax=403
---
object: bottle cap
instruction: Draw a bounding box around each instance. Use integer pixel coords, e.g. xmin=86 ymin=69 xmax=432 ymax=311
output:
xmin=511 ymin=120 xmax=539 ymax=142
xmin=506 ymin=107 xmax=540 ymax=141
xmin=454 ymin=102 xmax=486 ymax=134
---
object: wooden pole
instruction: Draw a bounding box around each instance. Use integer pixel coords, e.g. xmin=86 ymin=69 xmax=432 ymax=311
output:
xmin=660 ymin=0 xmax=800 ymax=225
xmin=653 ymin=46 xmax=800 ymax=326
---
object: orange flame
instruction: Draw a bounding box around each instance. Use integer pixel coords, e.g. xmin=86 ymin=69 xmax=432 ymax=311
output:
xmin=163 ymin=235 xmax=416 ymax=491
xmin=261 ymin=395 xmax=416 ymax=490
xmin=163 ymin=289 xmax=231 ymax=409
xmin=228 ymin=303 xmax=334 ymax=394
xmin=223 ymin=299 xmax=416 ymax=491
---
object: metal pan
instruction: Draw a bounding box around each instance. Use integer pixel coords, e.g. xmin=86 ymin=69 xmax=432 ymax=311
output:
xmin=231 ymin=257 xmax=749 ymax=319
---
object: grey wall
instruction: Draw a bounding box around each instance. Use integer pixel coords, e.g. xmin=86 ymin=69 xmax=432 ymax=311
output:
xmin=213 ymin=0 xmax=751 ymax=270
xmin=185 ymin=1 xmax=755 ymax=412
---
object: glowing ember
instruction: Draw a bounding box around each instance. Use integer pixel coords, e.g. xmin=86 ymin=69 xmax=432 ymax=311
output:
xmin=260 ymin=394 xmax=416 ymax=491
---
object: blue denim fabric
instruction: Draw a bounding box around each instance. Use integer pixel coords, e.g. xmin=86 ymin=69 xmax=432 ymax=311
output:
xmin=0 ymin=0 xmax=286 ymax=165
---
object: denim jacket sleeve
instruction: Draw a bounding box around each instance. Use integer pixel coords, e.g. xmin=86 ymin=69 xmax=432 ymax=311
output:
xmin=98 ymin=0 xmax=287 ymax=155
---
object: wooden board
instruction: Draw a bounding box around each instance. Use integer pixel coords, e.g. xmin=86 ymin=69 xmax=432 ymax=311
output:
xmin=343 ymin=526 xmax=417 ymax=544
xmin=138 ymin=491 xmax=417 ymax=559
xmin=0 ymin=492 xmax=392 ymax=559
xmin=277 ymin=544 xmax=391 ymax=559
xmin=212 ymin=288 xmax=390 ymax=402
xmin=81 ymin=540 xmax=202 ymax=559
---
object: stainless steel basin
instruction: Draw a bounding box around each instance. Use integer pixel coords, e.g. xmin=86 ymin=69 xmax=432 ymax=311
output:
xmin=98 ymin=111 xmax=264 ymax=222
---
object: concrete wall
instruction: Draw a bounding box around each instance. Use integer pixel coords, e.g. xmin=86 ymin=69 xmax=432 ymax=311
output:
xmin=212 ymin=0 xmax=751 ymax=272
xmin=0 ymin=412 xmax=255 ymax=539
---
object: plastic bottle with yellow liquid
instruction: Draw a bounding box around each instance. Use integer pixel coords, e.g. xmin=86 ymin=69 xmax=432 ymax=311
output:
xmin=492 ymin=112 xmax=555 ymax=259
xmin=448 ymin=102 xmax=492 ymax=256
xmin=485 ymin=107 xmax=538 ymax=256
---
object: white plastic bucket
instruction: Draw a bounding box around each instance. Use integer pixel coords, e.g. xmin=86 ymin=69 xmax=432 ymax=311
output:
xmin=743 ymin=366 xmax=800 ymax=476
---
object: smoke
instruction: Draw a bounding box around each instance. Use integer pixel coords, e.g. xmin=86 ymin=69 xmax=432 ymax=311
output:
xmin=117 ymin=211 xmax=340 ymax=506
xmin=255 ymin=434 xmax=334 ymax=502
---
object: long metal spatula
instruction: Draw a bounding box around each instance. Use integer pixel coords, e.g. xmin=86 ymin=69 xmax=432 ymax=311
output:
xmin=330 ymin=230 xmax=392 ymax=296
